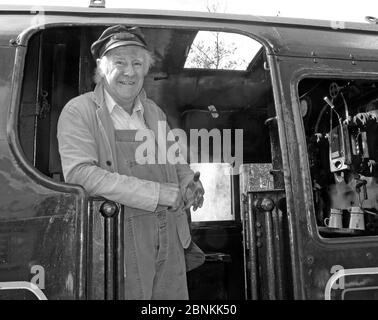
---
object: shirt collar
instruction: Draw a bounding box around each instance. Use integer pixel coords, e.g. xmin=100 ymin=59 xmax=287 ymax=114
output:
xmin=104 ymin=88 xmax=144 ymax=117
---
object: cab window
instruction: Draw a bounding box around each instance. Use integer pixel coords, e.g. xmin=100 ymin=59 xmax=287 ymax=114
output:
xmin=298 ymin=78 xmax=378 ymax=238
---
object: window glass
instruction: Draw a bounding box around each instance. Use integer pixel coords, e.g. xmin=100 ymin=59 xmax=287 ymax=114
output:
xmin=184 ymin=31 xmax=262 ymax=70
xmin=298 ymin=78 xmax=378 ymax=237
xmin=189 ymin=163 xmax=233 ymax=222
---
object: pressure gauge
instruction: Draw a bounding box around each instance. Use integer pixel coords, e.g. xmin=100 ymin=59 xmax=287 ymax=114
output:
xmin=300 ymin=98 xmax=309 ymax=117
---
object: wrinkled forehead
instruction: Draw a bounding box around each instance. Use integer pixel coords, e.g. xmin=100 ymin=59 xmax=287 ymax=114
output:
xmin=105 ymin=45 xmax=147 ymax=60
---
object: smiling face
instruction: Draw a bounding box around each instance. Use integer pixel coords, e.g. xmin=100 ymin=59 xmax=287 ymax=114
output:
xmin=97 ymin=46 xmax=150 ymax=109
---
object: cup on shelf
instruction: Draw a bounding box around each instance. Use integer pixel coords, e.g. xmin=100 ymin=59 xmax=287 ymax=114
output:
xmin=348 ymin=206 xmax=365 ymax=230
xmin=324 ymin=208 xmax=343 ymax=228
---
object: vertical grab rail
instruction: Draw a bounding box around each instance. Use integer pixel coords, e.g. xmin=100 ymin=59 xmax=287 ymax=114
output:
xmin=254 ymin=197 xmax=277 ymax=300
xmin=241 ymin=194 xmax=249 ymax=299
xmin=247 ymin=193 xmax=259 ymax=300
xmin=115 ymin=205 xmax=125 ymax=300
xmin=99 ymin=201 xmax=120 ymax=300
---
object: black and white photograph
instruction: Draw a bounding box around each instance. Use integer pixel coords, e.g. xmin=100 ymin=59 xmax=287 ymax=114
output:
xmin=0 ymin=0 xmax=378 ymax=307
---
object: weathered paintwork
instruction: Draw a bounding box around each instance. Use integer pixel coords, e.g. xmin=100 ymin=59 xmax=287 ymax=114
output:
xmin=0 ymin=139 xmax=88 ymax=299
xmin=272 ymin=56 xmax=378 ymax=299
xmin=0 ymin=5 xmax=378 ymax=60
xmin=0 ymin=47 xmax=14 ymax=141
xmin=0 ymin=5 xmax=378 ymax=300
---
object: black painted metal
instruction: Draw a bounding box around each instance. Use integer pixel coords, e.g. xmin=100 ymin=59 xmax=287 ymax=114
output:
xmin=271 ymin=205 xmax=285 ymax=299
xmin=257 ymin=198 xmax=277 ymax=300
xmin=246 ymin=193 xmax=259 ymax=300
xmin=2 ymin=6 xmax=378 ymax=300
xmin=115 ymin=205 xmax=124 ymax=300
xmin=241 ymin=194 xmax=249 ymax=299
xmin=246 ymin=190 xmax=289 ymax=300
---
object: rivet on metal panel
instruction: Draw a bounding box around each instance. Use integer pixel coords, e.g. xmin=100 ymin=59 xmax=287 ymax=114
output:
xmin=256 ymin=241 xmax=262 ymax=248
xmin=311 ymin=51 xmax=317 ymax=64
xmin=256 ymin=222 xmax=262 ymax=228
xmin=366 ymin=252 xmax=373 ymax=260
xmin=306 ymin=255 xmax=314 ymax=265
xmin=256 ymin=231 xmax=262 ymax=237
xmin=349 ymin=54 xmax=356 ymax=65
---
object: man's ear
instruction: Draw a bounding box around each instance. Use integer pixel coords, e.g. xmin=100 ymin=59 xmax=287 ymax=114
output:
xmin=96 ymin=57 xmax=107 ymax=78
xmin=96 ymin=58 xmax=101 ymax=68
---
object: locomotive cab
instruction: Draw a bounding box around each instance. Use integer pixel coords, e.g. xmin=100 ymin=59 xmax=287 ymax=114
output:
xmin=1 ymin=6 xmax=378 ymax=300
xmin=15 ymin=23 xmax=283 ymax=300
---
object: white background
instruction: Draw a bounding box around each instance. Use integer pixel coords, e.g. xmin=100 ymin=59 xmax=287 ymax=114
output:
xmin=0 ymin=0 xmax=377 ymax=23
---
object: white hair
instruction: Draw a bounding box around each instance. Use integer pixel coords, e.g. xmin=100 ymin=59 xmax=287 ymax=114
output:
xmin=93 ymin=47 xmax=155 ymax=84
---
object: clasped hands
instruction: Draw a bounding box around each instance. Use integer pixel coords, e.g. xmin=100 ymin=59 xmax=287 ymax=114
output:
xmin=158 ymin=172 xmax=204 ymax=212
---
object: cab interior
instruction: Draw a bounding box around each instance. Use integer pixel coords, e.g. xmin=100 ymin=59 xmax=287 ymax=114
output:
xmin=298 ymin=78 xmax=378 ymax=238
xmin=18 ymin=25 xmax=281 ymax=299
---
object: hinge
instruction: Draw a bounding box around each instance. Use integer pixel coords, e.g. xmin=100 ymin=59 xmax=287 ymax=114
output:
xmin=36 ymin=90 xmax=51 ymax=119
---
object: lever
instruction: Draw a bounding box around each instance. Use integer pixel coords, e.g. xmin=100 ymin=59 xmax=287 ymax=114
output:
xmin=324 ymin=95 xmax=343 ymax=122
xmin=324 ymin=96 xmax=335 ymax=109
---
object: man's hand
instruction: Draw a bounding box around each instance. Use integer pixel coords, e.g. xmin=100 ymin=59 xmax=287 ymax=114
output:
xmin=184 ymin=172 xmax=205 ymax=211
xmin=158 ymin=183 xmax=183 ymax=211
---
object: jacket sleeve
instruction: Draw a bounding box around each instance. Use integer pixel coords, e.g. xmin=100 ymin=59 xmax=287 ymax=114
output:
xmin=57 ymin=102 xmax=160 ymax=212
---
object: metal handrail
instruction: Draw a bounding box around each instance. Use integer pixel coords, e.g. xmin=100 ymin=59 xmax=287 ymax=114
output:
xmin=0 ymin=281 xmax=47 ymax=300
xmin=324 ymin=267 xmax=378 ymax=300
xmin=98 ymin=200 xmax=124 ymax=300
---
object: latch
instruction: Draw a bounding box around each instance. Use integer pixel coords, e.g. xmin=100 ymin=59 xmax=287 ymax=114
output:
xmin=89 ymin=0 xmax=106 ymax=8
xmin=365 ymin=16 xmax=378 ymax=24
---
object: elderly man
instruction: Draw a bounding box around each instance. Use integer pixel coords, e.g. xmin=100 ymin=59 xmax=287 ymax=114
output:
xmin=57 ymin=25 xmax=204 ymax=300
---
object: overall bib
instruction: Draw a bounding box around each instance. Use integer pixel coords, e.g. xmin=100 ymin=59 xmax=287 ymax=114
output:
xmin=115 ymin=129 xmax=188 ymax=300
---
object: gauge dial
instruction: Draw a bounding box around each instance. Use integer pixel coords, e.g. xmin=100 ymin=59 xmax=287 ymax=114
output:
xmin=300 ymin=98 xmax=309 ymax=117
